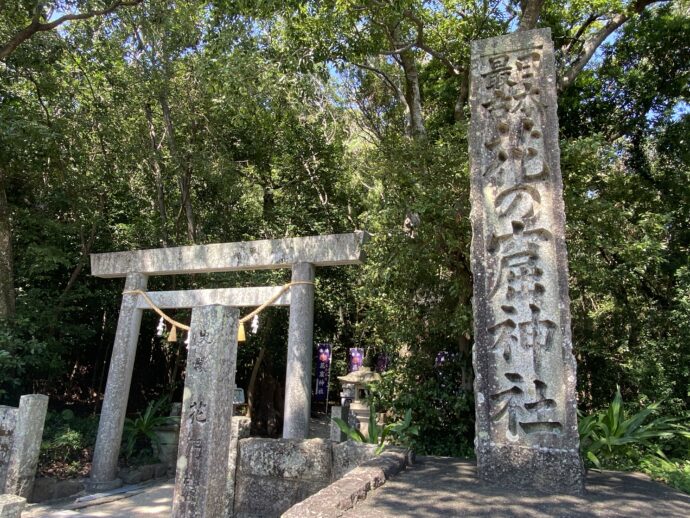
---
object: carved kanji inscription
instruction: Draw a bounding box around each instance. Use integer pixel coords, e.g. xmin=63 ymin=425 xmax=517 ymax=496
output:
xmin=470 ymin=28 xmax=584 ymax=492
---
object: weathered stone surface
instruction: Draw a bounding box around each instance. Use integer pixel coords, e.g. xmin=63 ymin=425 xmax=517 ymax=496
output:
xmin=0 ymin=406 xmax=17 ymax=491
xmin=329 ymin=405 xmax=349 ymax=443
xmin=282 ymin=448 xmax=410 ymax=518
xmin=153 ymin=420 xmax=180 ymax=469
xmin=469 ymin=28 xmax=583 ymax=492
xmin=135 ymin=286 xmax=291 ymax=309
xmin=29 ymin=477 xmax=85 ymax=503
xmin=225 ymin=416 xmax=251 ymax=518
xmin=233 ymin=437 xmax=332 ymax=517
xmin=0 ymin=494 xmax=25 ymax=518
xmin=235 ymin=476 xmax=327 ymax=518
xmin=91 ymin=232 xmax=368 ymax=278
xmin=172 ymin=305 xmax=239 ymax=518
xmin=331 ymin=441 xmax=377 ymax=481
xmin=3 ymin=394 xmax=49 ymax=498
xmin=358 ymin=448 xmax=408 ymax=479
xmin=283 ymin=262 xmax=316 ymax=439
xmin=115 ymin=462 xmax=166 ymax=486
xmin=90 ymin=273 xmax=148 ymax=489
xmin=238 ymin=438 xmax=332 ymax=480
xmin=119 ymin=468 xmax=142 ymax=485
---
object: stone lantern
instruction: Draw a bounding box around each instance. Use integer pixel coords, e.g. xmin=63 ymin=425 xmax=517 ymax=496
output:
xmin=336 ymin=367 xmax=382 ymax=437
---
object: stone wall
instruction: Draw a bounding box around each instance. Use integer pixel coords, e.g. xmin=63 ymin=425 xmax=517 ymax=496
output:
xmin=232 ymin=438 xmax=377 ymax=518
xmin=30 ymin=463 xmax=168 ymax=503
xmin=283 ymin=448 xmax=412 ymax=518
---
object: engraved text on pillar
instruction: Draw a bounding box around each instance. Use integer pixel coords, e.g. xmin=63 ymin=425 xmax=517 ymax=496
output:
xmin=476 ymin=42 xmax=564 ymax=445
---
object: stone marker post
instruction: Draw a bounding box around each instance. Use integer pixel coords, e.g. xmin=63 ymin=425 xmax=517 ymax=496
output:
xmin=469 ymin=28 xmax=584 ymax=492
xmin=283 ymin=262 xmax=315 ymax=439
xmin=3 ymin=394 xmax=49 ymax=498
xmin=90 ymin=273 xmax=148 ymax=490
xmin=172 ymin=305 xmax=238 ymax=518
xmin=0 ymin=406 xmax=17 ymax=492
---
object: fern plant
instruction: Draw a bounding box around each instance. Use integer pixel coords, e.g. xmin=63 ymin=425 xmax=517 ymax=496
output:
xmin=579 ymin=386 xmax=690 ymax=469
xmin=333 ymin=403 xmax=418 ymax=454
xmin=122 ymin=398 xmax=173 ymax=463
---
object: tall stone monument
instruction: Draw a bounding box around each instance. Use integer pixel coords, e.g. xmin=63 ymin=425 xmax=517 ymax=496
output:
xmin=469 ymin=28 xmax=584 ymax=492
xmin=172 ymin=305 xmax=239 ymax=518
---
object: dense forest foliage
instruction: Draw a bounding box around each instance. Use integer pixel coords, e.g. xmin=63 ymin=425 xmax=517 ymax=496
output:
xmin=1 ymin=0 xmax=689 ymax=466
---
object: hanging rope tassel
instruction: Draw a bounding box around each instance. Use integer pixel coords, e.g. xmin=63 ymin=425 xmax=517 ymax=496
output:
xmin=168 ymin=325 xmax=178 ymax=342
xmin=237 ymin=322 xmax=246 ymax=342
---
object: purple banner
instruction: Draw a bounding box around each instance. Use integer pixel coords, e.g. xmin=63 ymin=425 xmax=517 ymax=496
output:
xmin=375 ymin=354 xmax=389 ymax=373
xmin=315 ymin=343 xmax=332 ymax=401
xmin=349 ymin=347 xmax=364 ymax=372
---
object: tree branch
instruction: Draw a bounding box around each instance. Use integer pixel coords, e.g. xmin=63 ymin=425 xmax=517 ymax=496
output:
xmin=559 ymin=0 xmax=666 ymax=90
xmin=350 ymin=60 xmax=403 ymax=101
xmin=0 ymin=0 xmax=144 ymax=61
xmin=378 ymin=41 xmax=416 ymax=55
xmin=61 ymin=196 xmax=105 ymax=298
xmin=517 ymin=0 xmax=546 ymax=32
xmin=403 ymin=9 xmax=462 ymax=76
xmin=559 ymin=12 xmax=627 ymax=90
xmin=562 ymin=12 xmax=601 ymax=55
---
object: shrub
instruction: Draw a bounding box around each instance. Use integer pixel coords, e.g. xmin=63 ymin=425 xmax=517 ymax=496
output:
xmin=39 ymin=409 xmax=98 ymax=479
xmin=369 ymin=353 xmax=474 ymax=457
xmin=579 ymin=386 xmax=690 ymax=469
xmin=640 ymin=457 xmax=690 ymax=494
xmin=333 ymin=402 xmax=419 ymax=454
xmin=122 ymin=398 xmax=173 ymax=464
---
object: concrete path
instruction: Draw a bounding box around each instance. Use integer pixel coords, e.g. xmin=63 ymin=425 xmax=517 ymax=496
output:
xmin=24 ymin=416 xmax=331 ymax=518
xmin=346 ymin=456 xmax=690 ymax=517
xmin=25 ymin=455 xmax=690 ymax=517
xmin=24 ymin=482 xmax=173 ymax=518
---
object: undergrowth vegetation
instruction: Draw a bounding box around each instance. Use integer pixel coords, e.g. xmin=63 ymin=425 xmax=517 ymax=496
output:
xmin=579 ymin=387 xmax=690 ymax=493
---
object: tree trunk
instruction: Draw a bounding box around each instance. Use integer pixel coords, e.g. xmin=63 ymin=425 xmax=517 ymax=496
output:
xmin=144 ymin=102 xmax=170 ymax=247
xmin=518 ymin=0 xmax=545 ymax=32
xmin=454 ymin=71 xmax=470 ymax=122
xmin=390 ymin=23 xmax=426 ymax=139
xmin=0 ymin=169 xmax=15 ymax=321
xmin=399 ymin=48 xmax=427 ymax=140
xmin=158 ymin=92 xmax=196 ymax=243
xmin=246 ymin=346 xmax=266 ymax=420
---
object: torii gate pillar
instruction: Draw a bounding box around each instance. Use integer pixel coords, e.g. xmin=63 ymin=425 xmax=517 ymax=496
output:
xmin=90 ymin=273 xmax=148 ymax=489
xmin=283 ymin=262 xmax=315 ymax=439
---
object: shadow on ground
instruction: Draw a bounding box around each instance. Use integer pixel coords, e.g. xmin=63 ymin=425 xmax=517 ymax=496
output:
xmin=345 ymin=456 xmax=690 ymax=517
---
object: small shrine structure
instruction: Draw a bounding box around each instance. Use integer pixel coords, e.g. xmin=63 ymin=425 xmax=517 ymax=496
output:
xmin=337 ymin=367 xmax=381 ymax=437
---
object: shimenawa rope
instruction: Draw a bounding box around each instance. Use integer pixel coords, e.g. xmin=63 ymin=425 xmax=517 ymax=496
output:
xmin=123 ymin=281 xmax=314 ymax=342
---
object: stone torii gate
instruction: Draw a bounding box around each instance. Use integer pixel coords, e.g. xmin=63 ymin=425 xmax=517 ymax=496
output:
xmin=88 ymin=232 xmax=367 ymax=490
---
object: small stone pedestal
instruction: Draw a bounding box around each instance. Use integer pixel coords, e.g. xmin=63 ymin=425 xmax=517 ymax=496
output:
xmin=0 ymin=494 xmax=26 ymax=518
xmin=1 ymin=394 xmax=49 ymax=499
